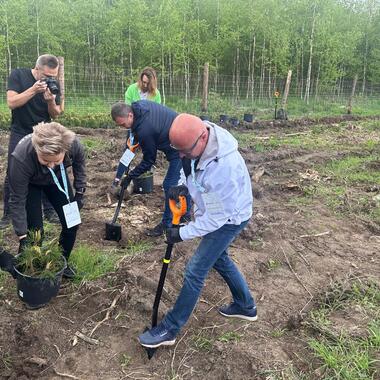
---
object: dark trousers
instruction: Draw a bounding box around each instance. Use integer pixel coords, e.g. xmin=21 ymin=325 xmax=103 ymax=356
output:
xmin=3 ymin=131 xmax=54 ymax=216
xmin=27 ymin=182 xmax=78 ymax=259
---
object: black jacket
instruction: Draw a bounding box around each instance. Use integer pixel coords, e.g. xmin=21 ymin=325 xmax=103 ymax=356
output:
xmin=129 ymin=100 xmax=179 ymax=178
xmin=9 ymin=134 xmax=86 ymax=236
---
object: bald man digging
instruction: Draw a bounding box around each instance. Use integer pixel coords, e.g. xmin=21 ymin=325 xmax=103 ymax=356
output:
xmin=138 ymin=114 xmax=257 ymax=348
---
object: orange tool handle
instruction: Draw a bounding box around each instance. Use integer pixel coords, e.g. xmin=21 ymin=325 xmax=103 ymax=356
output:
xmin=127 ymin=137 xmax=139 ymax=153
xmin=169 ymin=195 xmax=187 ymax=226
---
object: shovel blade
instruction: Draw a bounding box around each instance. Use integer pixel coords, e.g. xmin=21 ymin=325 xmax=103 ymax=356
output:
xmin=142 ymin=326 xmax=157 ymax=360
xmin=105 ymin=222 xmax=122 ymax=241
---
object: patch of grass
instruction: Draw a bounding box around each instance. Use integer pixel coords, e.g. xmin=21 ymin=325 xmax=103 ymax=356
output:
xmin=267 ymin=259 xmax=281 ymax=271
xmin=69 ymin=244 xmax=116 ymax=283
xmin=270 ymin=328 xmax=287 ymax=338
xmin=120 ymin=353 xmax=132 ymax=369
xmin=305 ymin=280 xmax=380 ymax=380
xmin=309 ymin=329 xmax=380 ymax=379
xmin=192 ymin=332 xmax=213 ymax=352
xmin=322 ymin=155 xmax=380 ymax=185
xmin=249 ymin=238 xmax=264 ymax=249
xmin=0 ymin=349 xmax=12 ymax=370
xmin=81 ymin=137 xmax=111 ymax=158
xmin=0 ymin=271 xmax=8 ymax=288
xmin=70 ymin=240 xmax=151 ymax=283
xmin=217 ymin=331 xmax=242 ymax=343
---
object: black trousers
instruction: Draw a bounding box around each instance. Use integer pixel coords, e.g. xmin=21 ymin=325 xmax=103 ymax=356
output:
xmin=27 ymin=182 xmax=79 ymax=260
xmin=3 ymin=131 xmax=55 ymax=216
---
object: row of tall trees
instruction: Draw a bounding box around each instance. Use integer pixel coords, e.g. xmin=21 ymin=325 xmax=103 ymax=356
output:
xmin=0 ymin=0 xmax=379 ymax=100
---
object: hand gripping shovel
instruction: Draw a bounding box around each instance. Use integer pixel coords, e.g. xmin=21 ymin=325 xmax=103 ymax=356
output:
xmin=105 ymin=138 xmax=139 ymax=242
xmin=144 ymin=195 xmax=187 ymax=359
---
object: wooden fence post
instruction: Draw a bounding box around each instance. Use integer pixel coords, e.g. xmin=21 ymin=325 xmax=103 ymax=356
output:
xmin=281 ymin=70 xmax=292 ymax=109
xmin=347 ymin=75 xmax=358 ymax=114
xmin=201 ymin=63 xmax=209 ymax=113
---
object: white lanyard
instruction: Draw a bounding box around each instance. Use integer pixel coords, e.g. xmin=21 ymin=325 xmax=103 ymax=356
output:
xmin=48 ymin=163 xmax=69 ymax=203
xmin=191 ymin=159 xmax=206 ymax=193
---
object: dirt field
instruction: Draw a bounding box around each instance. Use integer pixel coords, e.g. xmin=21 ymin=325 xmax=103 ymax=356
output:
xmin=0 ymin=117 xmax=379 ymax=380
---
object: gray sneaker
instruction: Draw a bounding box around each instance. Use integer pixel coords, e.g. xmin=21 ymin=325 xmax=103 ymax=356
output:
xmin=219 ymin=303 xmax=258 ymax=321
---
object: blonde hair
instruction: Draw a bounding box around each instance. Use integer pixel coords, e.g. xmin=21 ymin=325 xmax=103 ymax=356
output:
xmin=32 ymin=122 xmax=75 ymax=156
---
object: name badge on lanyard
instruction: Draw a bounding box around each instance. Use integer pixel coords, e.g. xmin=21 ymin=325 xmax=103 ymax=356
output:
xmin=120 ymin=149 xmax=135 ymax=167
xmin=49 ymin=163 xmax=81 ymax=228
xmin=191 ymin=159 xmax=225 ymax=215
xmin=201 ymin=192 xmax=224 ymax=215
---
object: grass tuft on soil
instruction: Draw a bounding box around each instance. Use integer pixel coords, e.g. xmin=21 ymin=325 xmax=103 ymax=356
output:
xmin=69 ymin=240 xmax=152 ymax=283
xmin=305 ymin=279 xmax=380 ymax=380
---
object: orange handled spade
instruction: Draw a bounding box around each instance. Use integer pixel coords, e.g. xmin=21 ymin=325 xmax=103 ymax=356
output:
xmin=145 ymin=195 xmax=187 ymax=359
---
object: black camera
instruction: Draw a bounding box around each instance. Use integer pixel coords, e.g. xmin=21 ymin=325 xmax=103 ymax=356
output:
xmin=43 ymin=78 xmax=59 ymax=95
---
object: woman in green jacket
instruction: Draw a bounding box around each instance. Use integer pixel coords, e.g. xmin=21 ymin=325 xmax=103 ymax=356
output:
xmin=125 ymin=67 xmax=161 ymax=105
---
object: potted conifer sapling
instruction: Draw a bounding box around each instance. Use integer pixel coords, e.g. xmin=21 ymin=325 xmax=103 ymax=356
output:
xmin=14 ymin=230 xmax=67 ymax=309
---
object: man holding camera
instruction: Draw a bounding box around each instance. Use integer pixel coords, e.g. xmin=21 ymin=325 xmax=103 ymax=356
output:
xmin=0 ymin=54 xmax=63 ymax=229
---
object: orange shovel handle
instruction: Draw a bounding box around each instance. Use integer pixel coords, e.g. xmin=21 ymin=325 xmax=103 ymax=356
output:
xmin=169 ymin=195 xmax=187 ymax=226
xmin=127 ymin=137 xmax=139 ymax=153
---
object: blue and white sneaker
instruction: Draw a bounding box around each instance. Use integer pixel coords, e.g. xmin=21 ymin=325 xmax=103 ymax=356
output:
xmin=218 ymin=303 xmax=258 ymax=321
xmin=138 ymin=323 xmax=176 ymax=348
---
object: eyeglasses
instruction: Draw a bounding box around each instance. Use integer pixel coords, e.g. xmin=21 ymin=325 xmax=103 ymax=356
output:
xmin=170 ymin=131 xmax=205 ymax=154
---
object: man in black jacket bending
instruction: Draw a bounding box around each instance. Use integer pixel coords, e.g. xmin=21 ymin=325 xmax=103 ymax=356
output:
xmin=111 ymin=100 xmax=190 ymax=237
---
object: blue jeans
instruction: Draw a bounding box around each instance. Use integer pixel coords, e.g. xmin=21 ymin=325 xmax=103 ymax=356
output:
xmin=162 ymin=220 xmax=255 ymax=335
xmin=162 ymin=158 xmax=191 ymax=227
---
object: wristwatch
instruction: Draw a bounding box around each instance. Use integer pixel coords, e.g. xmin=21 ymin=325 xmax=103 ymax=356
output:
xmin=76 ymin=188 xmax=86 ymax=194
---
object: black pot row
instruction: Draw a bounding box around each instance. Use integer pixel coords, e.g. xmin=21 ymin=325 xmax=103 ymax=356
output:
xmin=200 ymin=114 xmax=254 ymax=125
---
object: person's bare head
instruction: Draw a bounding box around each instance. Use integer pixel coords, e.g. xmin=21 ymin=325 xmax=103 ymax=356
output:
xmin=169 ymin=114 xmax=209 ymax=159
xmin=111 ymin=102 xmax=134 ymax=129
xmin=32 ymin=122 xmax=75 ymax=168
xmin=34 ymin=54 xmax=59 ymax=80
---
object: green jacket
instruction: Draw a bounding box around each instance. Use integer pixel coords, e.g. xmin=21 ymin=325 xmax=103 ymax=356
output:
xmin=124 ymin=82 xmax=161 ymax=105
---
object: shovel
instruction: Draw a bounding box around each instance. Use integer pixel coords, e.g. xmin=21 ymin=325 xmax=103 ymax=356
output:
xmin=144 ymin=195 xmax=187 ymax=359
xmin=105 ymin=138 xmax=139 ymax=242
xmin=104 ymin=178 xmax=130 ymax=241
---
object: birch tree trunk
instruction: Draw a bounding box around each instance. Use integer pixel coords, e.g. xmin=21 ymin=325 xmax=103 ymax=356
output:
xmin=128 ymin=24 xmax=133 ymax=78
xmin=361 ymin=36 xmax=368 ymax=95
xmin=259 ymin=39 xmax=265 ymax=100
xmin=35 ymin=1 xmax=40 ymax=57
xmin=4 ymin=12 xmax=12 ymax=74
xmin=235 ymin=46 xmax=240 ymax=103
xmin=251 ymin=35 xmax=256 ymax=102
xmin=246 ymin=43 xmax=252 ymax=100
xmin=304 ymin=3 xmax=316 ymax=105
xmin=161 ymin=44 xmax=166 ymax=104
xmin=314 ymin=61 xmax=321 ymax=100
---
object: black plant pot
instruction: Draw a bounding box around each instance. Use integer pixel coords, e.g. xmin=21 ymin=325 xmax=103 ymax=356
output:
xmin=243 ymin=113 xmax=254 ymax=123
xmin=199 ymin=115 xmax=209 ymax=121
xmin=14 ymin=256 xmax=66 ymax=309
xmin=276 ymin=109 xmax=288 ymax=120
xmin=219 ymin=114 xmax=229 ymax=123
xmin=133 ymin=172 xmax=154 ymax=194
xmin=230 ymin=117 xmax=239 ymax=127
